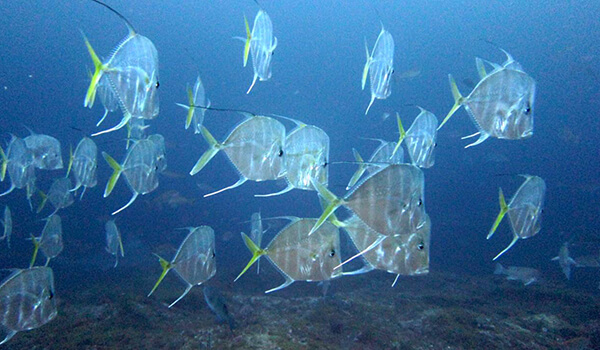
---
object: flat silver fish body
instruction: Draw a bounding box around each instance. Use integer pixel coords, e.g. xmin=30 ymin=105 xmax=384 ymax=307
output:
xmin=122 ymin=139 xmax=160 ymax=195
xmin=248 ymin=10 xmax=277 ymax=92
xmin=0 ymin=267 xmax=57 ymax=345
xmin=71 ymin=137 xmax=98 ymax=191
xmin=127 ymin=117 xmax=148 ymax=142
xmin=364 ymin=28 xmax=394 ymax=114
xmin=4 ymin=137 xmax=35 ymax=191
xmin=346 ymin=164 xmax=426 ymax=236
xmin=465 ymin=67 xmax=535 ymax=140
xmin=266 ymin=218 xmax=342 ymax=283
xmin=172 ymin=226 xmax=216 ymax=287
xmin=24 ymin=135 xmax=63 ymax=170
xmin=47 ymin=178 xmax=74 ymax=211
xmin=105 ymin=219 xmax=124 ymax=267
xmin=405 ymin=108 xmax=438 ymax=168
xmin=96 ymin=74 xmax=120 ymax=125
xmin=283 ymin=125 xmax=329 ymax=190
xmin=223 ymin=116 xmax=286 ymax=181
xmin=507 ymin=175 xmax=546 ymax=239
xmin=106 ymin=34 xmax=160 ymax=120
xmin=1 ymin=206 xmax=11 ymax=248
xmin=344 ymin=213 xmax=430 ymax=276
xmin=147 ymin=134 xmax=167 ymax=173
xmin=38 ymin=215 xmax=63 ymax=261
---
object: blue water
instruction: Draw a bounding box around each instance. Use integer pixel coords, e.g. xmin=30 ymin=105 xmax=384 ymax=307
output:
xmin=1 ymin=0 xmax=599 ymax=312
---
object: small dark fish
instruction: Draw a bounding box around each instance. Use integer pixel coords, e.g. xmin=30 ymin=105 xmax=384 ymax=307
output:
xmin=203 ymin=286 xmax=235 ymax=331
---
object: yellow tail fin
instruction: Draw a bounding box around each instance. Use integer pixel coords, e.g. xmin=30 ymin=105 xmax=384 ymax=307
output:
xmin=391 ymin=113 xmax=406 ymax=158
xmin=184 ymin=85 xmax=195 ymax=129
xmin=29 ymin=235 xmax=40 ymax=268
xmin=0 ymin=146 xmax=6 ymax=182
xmin=235 ymin=232 xmax=265 ymax=282
xmin=243 ymin=15 xmax=252 ymax=67
xmin=487 ymin=188 xmax=509 ymax=239
xmin=82 ymin=32 xmax=105 ymax=108
xmin=346 ymin=149 xmax=366 ymax=190
xmin=66 ymin=144 xmax=73 ymax=178
xmin=437 ymin=74 xmax=464 ymax=130
xmin=36 ymin=191 xmax=48 ymax=214
xmin=361 ymin=37 xmax=371 ymax=90
xmin=102 ymin=152 xmax=122 ymax=197
xmin=147 ymin=254 xmax=173 ymax=297
xmin=310 ymin=180 xmax=342 ymax=236
xmin=189 ymin=126 xmax=220 ymax=175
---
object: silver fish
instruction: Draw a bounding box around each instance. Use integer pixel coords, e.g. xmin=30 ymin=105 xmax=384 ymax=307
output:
xmin=126 ymin=117 xmax=149 ymax=148
xmin=346 ymin=139 xmax=404 ymax=190
xmin=0 ymin=206 xmax=11 ymax=248
xmin=177 ymin=76 xmax=210 ymax=133
xmin=258 ymin=122 xmax=329 ymax=197
xmin=105 ymin=219 xmax=124 ymax=268
xmin=190 ymin=115 xmax=286 ymax=197
xmin=362 ymin=26 xmax=394 ymax=115
xmin=236 ymin=217 xmax=342 ymax=293
xmin=494 ymin=263 xmax=540 ymax=286
xmin=313 ymin=164 xmax=426 ymax=238
xmin=102 ymin=139 xmax=160 ymax=215
xmin=68 ymin=137 xmax=98 ymax=198
xmin=24 ymin=134 xmax=63 ymax=170
xmin=83 ymin=1 xmax=159 ymax=136
xmin=0 ymin=267 xmax=57 ymax=345
xmin=242 ymin=10 xmax=277 ymax=93
xmin=487 ymin=175 xmax=546 ymax=260
xmin=147 ymin=134 xmax=167 ymax=173
xmin=551 ymin=242 xmax=577 ymax=280
xmin=0 ymin=137 xmax=35 ymax=197
xmin=30 ymin=215 xmax=63 ymax=267
xmin=440 ymin=50 xmax=536 ymax=148
xmin=39 ymin=177 xmax=74 ymax=215
xmin=95 ymin=74 xmax=120 ymax=127
xmin=396 ymin=108 xmax=438 ymax=168
xmin=148 ymin=226 xmax=216 ymax=308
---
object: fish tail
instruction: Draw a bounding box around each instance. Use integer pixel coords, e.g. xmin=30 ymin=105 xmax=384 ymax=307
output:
xmin=234 ymin=232 xmax=265 ymax=282
xmin=361 ymin=37 xmax=371 ymax=90
xmin=0 ymin=146 xmax=6 ymax=182
xmin=148 ymin=254 xmax=172 ymax=297
xmin=437 ymin=74 xmax=463 ymax=130
xmin=102 ymin=152 xmax=122 ymax=197
xmin=184 ymin=85 xmax=195 ymax=129
xmin=310 ymin=180 xmax=342 ymax=236
xmin=36 ymin=190 xmax=47 ymax=214
xmin=190 ymin=126 xmax=220 ymax=175
xmin=487 ymin=188 xmax=508 ymax=240
xmin=29 ymin=235 xmax=40 ymax=268
xmin=81 ymin=31 xmax=104 ymax=108
xmin=346 ymin=148 xmax=366 ymax=190
xmin=243 ymin=15 xmax=252 ymax=67
xmin=66 ymin=144 xmax=74 ymax=178
xmin=391 ymin=113 xmax=406 ymax=158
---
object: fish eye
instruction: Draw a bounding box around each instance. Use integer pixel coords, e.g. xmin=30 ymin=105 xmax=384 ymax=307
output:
xmin=417 ymin=199 xmax=423 ymax=207
xmin=417 ymin=242 xmax=424 ymax=250
xmin=278 ymin=149 xmax=284 ymax=157
xmin=155 ymin=81 xmax=160 ymax=89
xmin=329 ymin=249 xmax=335 ymax=257
xmin=212 ymin=251 xmax=216 ymax=258
xmin=323 ymin=161 xmax=328 ymax=168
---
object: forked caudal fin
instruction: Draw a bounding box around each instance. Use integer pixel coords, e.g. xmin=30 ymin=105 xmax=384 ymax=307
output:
xmin=309 ymin=179 xmax=343 ymax=236
xmin=190 ymin=126 xmax=221 ymax=176
xmin=243 ymin=15 xmax=252 ymax=67
xmin=235 ymin=232 xmax=266 ymax=282
xmin=346 ymin=148 xmax=366 ymax=190
xmin=102 ymin=152 xmax=122 ymax=197
xmin=487 ymin=187 xmax=508 ymax=240
xmin=437 ymin=74 xmax=464 ymax=130
xmin=82 ymin=32 xmax=105 ymax=109
xmin=29 ymin=235 xmax=40 ymax=268
xmin=390 ymin=112 xmax=406 ymax=158
xmin=0 ymin=146 xmax=7 ymax=181
xmin=361 ymin=37 xmax=371 ymax=90
xmin=148 ymin=254 xmax=173 ymax=297
xmin=179 ymin=85 xmax=196 ymax=130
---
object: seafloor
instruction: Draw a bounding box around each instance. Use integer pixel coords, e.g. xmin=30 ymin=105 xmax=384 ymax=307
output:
xmin=8 ymin=267 xmax=600 ymax=350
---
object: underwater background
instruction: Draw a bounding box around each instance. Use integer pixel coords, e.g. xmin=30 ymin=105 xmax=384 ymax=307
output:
xmin=1 ymin=0 xmax=599 ymax=348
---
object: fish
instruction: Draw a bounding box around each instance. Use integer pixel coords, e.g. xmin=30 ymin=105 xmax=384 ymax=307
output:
xmin=190 ymin=115 xmax=286 ymax=197
xmin=494 ymin=263 xmax=540 ymax=286
xmin=68 ymin=137 xmax=98 ymax=199
xmin=30 ymin=215 xmax=63 ymax=268
xmin=83 ymin=0 xmax=159 ymax=136
xmin=257 ymin=121 xmax=329 ymax=197
xmin=23 ymin=134 xmax=63 ymax=170
xmin=148 ymin=226 xmax=216 ymax=308
xmin=0 ymin=137 xmax=35 ymax=198
xmin=235 ymin=217 xmax=342 ymax=293
xmin=0 ymin=206 xmax=11 ymax=248
xmin=126 ymin=118 xmax=149 ymax=148
xmin=340 ymin=213 xmax=430 ymax=286
xmin=346 ymin=139 xmax=404 ymax=190
xmin=147 ymin=134 xmax=167 ymax=173
xmin=487 ymin=175 xmax=546 ymax=260
xmin=551 ymin=242 xmax=578 ymax=280
xmin=38 ymin=177 xmax=74 ymax=215
xmin=105 ymin=219 xmax=124 ymax=268
xmin=362 ymin=26 xmax=394 ymax=115
xmin=312 ymin=164 xmax=427 ymax=238
xmin=102 ymin=138 xmax=161 ymax=215
xmin=439 ymin=49 xmax=536 ymax=148
xmin=249 ymin=212 xmax=265 ymax=274
xmin=203 ymin=286 xmax=236 ymax=331
xmin=176 ymin=76 xmax=210 ymax=133
xmin=394 ymin=107 xmax=438 ymax=168
xmin=0 ymin=266 xmax=57 ymax=345
xmin=242 ymin=10 xmax=277 ymax=93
